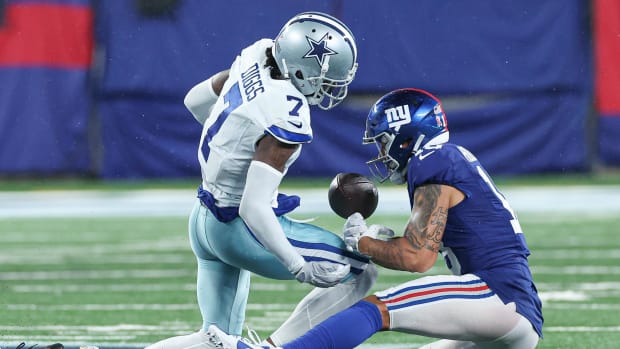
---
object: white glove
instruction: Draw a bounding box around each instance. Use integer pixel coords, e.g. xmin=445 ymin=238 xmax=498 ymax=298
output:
xmin=294 ymin=261 xmax=351 ymax=288
xmin=343 ymin=212 xmax=395 ymax=253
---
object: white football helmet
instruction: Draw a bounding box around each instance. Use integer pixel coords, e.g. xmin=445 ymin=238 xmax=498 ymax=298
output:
xmin=273 ymin=12 xmax=358 ymax=110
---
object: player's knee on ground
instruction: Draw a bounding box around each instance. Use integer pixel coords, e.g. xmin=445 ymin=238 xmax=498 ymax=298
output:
xmin=363 ymin=294 xmax=390 ymax=330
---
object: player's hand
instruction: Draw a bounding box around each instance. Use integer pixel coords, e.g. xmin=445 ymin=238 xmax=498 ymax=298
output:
xmin=343 ymin=212 xmax=367 ymax=252
xmin=343 ymin=212 xmax=394 ymax=253
xmin=294 ymin=261 xmax=350 ymax=288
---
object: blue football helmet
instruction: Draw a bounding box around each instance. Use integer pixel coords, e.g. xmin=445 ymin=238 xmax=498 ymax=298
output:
xmin=363 ymin=88 xmax=449 ymax=184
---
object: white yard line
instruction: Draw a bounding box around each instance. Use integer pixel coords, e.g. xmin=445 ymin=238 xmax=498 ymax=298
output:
xmin=6 ymin=298 xmax=620 ymax=312
xmin=0 ymin=269 xmax=193 ymax=281
xmin=528 ymin=249 xmax=620 ymax=259
xmin=0 ymin=255 xmax=191 ymax=265
xmin=544 ymin=303 xmax=620 ymax=310
xmin=1 ymin=186 xmax=619 ymax=218
xmin=4 ymin=303 xmax=297 ymax=311
xmin=0 ymin=324 xmax=193 ymax=332
xmin=544 ymin=326 xmax=620 ymax=332
xmin=530 ymin=266 xmax=620 ymax=274
xmin=9 ymin=282 xmax=293 ymax=293
xmin=3 ymin=240 xmax=189 ymax=257
xmin=3 ymin=263 xmax=619 ymax=282
xmin=9 ymin=283 xmax=197 ymax=293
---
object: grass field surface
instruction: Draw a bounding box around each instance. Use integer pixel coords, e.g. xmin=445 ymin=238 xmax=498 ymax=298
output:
xmin=1 ymin=185 xmax=619 ymax=348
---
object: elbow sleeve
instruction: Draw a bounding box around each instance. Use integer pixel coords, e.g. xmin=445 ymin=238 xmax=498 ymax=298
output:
xmin=184 ymin=75 xmax=219 ymax=125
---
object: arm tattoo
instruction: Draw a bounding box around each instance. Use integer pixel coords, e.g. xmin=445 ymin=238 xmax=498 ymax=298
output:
xmin=404 ymin=185 xmax=447 ymax=253
xmin=358 ymin=184 xmax=449 ymax=272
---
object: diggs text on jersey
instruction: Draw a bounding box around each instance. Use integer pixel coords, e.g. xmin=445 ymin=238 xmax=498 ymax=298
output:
xmin=241 ymin=62 xmax=265 ymax=101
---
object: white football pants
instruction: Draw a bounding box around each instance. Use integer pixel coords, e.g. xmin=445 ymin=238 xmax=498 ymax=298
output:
xmin=375 ymin=274 xmax=539 ymax=349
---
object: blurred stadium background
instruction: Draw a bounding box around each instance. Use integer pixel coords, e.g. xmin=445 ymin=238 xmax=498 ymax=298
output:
xmin=1 ymin=0 xmax=620 ymax=348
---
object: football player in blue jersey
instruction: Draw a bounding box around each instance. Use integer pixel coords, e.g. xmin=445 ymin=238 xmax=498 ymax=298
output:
xmin=144 ymin=12 xmax=378 ymax=349
xmin=206 ymin=88 xmax=543 ymax=348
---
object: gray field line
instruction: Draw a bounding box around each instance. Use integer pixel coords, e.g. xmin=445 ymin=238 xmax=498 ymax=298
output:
xmin=0 ymin=185 xmax=619 ymax=218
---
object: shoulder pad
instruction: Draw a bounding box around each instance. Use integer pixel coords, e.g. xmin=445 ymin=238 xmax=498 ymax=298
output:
xmin=256 ymin=88 xmax=313 ymax=144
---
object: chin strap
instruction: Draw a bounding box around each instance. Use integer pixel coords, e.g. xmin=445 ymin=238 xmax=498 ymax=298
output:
xmin=320 ymin=55 xmax=330 ymax=74
xmin=279 ymin=58 xmax=289 ymax=79
xmin=412 ymin=134 xmax=426 ymax=153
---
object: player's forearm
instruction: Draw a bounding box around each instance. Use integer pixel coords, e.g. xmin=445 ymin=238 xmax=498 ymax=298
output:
xmin=239 ymin=161 xmax=305 ymax=274
xmin=241 ymin=198 xmax=304 ymax=273
xmin=363 ymin=184 xmax=445 ymax=272
xmin=358 ymin=237 xmax=428 ymax=272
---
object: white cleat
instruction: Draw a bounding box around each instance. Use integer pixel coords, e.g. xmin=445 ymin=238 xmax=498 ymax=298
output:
xmin=205 ymin=325 xmax=277 ymax=349
xmin=144 ymin=330 xmax=216 ymax=349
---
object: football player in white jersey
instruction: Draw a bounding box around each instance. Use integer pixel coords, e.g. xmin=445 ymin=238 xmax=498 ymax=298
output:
xmin=145 ymin=12 xmax=377 ymax=349
xmin=205 ymin=89 xmax=543 ymax=349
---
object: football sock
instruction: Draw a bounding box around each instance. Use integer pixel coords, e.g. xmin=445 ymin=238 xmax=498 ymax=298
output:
xmin=283 ymin=300 xmax=383 ymax=349
xmin=268 ymin=264 xmax=377 ymax=345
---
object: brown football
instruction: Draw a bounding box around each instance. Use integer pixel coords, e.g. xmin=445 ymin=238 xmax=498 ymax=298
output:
xmin=328 ymin=172 xmax=379 ymax=219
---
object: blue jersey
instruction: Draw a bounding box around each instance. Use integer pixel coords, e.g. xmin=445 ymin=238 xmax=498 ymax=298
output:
xmin=406 ymin=143 xmax=543 ymax=337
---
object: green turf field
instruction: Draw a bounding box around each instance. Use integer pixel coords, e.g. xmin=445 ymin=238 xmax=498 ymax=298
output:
xmin=1 ymin=206 xmax=619 ymax=349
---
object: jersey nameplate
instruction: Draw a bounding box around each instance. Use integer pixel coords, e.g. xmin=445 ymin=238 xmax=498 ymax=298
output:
xmin=241 ymin=62 xmax=265 ymax=101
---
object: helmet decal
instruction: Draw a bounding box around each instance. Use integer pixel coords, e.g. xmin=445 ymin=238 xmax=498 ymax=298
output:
xmin=303 ymin=34 xmax=337 ymax=66
xmin=385 ymin=104 xmax=411 ymax=131
xmin=434 ymin=103 xmax=447 ymax=128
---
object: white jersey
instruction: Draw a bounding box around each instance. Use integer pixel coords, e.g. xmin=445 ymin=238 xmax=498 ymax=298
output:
xmin=197 ymin=39 xmax=312 ymax=208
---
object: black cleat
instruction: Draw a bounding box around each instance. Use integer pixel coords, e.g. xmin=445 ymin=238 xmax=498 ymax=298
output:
xmin=43 ymin=344 xmax=64 ymax=349
xmin=15 ymin=342 xmax=64 ymax=349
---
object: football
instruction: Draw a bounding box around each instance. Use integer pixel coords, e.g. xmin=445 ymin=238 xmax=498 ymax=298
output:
xmin=328 ymin=172 xmax=379 ymax=219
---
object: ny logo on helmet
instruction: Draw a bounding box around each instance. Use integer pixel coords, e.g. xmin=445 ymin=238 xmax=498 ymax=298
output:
xmin=386 ymin=104 xmax=411 ymax=131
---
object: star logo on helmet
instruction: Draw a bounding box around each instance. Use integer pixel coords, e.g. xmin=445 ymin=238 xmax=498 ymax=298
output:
xmin=303 ymin=33 xmax=337 ymax=66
